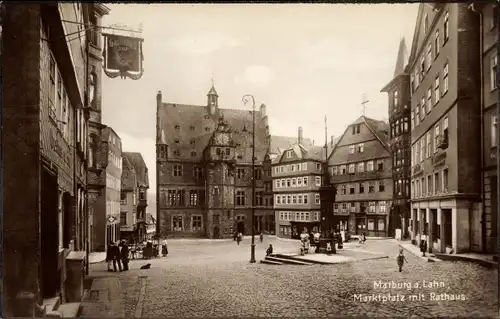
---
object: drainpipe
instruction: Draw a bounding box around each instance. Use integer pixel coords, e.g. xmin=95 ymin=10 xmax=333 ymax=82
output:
xmin=469 ymin=3 xmax=485 ymax=252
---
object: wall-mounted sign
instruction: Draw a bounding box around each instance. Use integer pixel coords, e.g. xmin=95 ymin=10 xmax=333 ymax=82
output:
xmin=102 ymin=32 xmax=144 ymax=80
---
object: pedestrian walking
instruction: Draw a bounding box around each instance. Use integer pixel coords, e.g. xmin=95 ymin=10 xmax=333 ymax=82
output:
xmin=237 ymin=232 xmax=242 ymax=245
xmin=106 ymin=242 xmax=113 ymax=272
xmin=259 ymin=231 xmax=264 ymax=243
xmin=420 ymin=233 xmax=428 ymax=257
xmin=110 ymin=242 xmax=122 ymax=272
xmin=397 ymin=248 xmax=408 ymax=272
xmin=121 ymin=240 xmax=130 ymax=271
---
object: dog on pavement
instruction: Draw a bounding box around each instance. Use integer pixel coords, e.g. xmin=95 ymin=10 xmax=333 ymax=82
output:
xmin=140 ymin=263 xmax=151 ymax=270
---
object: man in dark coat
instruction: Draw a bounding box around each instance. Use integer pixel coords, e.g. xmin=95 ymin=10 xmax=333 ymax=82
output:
xmin=105 ymin=242 xmax=114 ymax=272
xmin=110 ymin=242 xmax=122 ymax=272
xmin=121 ymin=240 xmax=130 ymax=271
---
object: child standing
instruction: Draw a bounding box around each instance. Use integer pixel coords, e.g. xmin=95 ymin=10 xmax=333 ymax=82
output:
xmin=397 ymin=248 xmax=408 ymax=272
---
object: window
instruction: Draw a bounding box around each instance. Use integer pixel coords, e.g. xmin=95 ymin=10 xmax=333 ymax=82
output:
xmin=368 ymin=183 xmax=375 ymax=193
xmin=276 ymin=195 xmax=281 ymax=204
xmin=378 ymin=219 xmax=386 ymax=231
xmin=415 ymin=106 xmax=420 ymax=126
xmin=426 ymin=88 xmax=432 ymax=113
xmin=173 ymin=164 xmax=182 ymax=177
xmin=410 ymin=73 xmax=415 ymax=93
xmin=341 ymin=185 xmax=346 ymax=195
xmin=443 ymin=117 xmax=449 ymax=146
xmin=303 ymin=177 xmax=308 ymax=185
xmin=443 ymin=63 xmax=449 ymax=94
xmin=377 ymin=161 xmax=384 ymax=171
xmin=236 ymin=191 xmax=246 ymax=206
xmin=434 ymin=172 xmax=441 ymax=194
xmin=120 ymin=192 xmax=127 ymax=205
xmin=349 ymin=184 xmax=355 ymax=194
xmin=357 ymin=162 xmax=364 ymax=173
xmin=368 ymin=219 xmax=375 ymax=231
xmin=379 ymin=201 xmax=386 ymax=213
xmin=426 ymin=43 xmax=432 ymax=71
xmin=367 ymin=161 xmax=374 ymax=171
xmin=443 ymin=169 xmax=449 ymax=192
xmin=302 ymin=163 xmax=307 ymax=170
xmin=420 ymin=138 xmax=425 ymax=162
xmin=378 ymin=181 xmax=385 ymax=192
xmin=315 ymin=176 xmax=321 ymax=186
xmin=393 ymin=91 xmax=399 ymax=108
xmin=120 ymin=212 xmax=127 ymax=225
xmin=492 ymin=115 xmax=498 ymax=147
xmin=190 ymin=126 xmax=195 ymax=131
xmin=349 ymin=145 xmax=355 ymax=154
xmin=237 ymin=168 xmax=245 ymax=179
xmin=332 ymin=166 xmax=338 ymax=175
xmin=434 ymin=76 xmax=440 ymax=104
xmin=192 ymin=216 xmax=202 ymax=231
xmin=175 ymin=125 xmax=180 ymax=131
xmin=316 ymin=163 xmax=321 ymax=170
xmin=434 ymin=125 xmax=440 ymax=153
xmin=420 ymin=56 xmax=425 ymax=80
xmin=420 ymin=98 xmax=425 ymax=120
xmin=411 ymin=110 xmax=415 ymax=128
xmin=193 ymin=166 xmax=203 ymax=178
xmin=172 ymin=216 xmax=183 ymax=232
xmin=427 ymin=175 xmax=433 ymax=195
xmin=368 ymin=201 xmax=376 ymax=213
xmin=286 ymin=150 xmax=293 ymax=158
xmin=444 ymin=12 xmax=449 ymax=41
xmin=334 ymin=203 xmax=339 ymax=212
xmin=303 ymin=194 xmax=308 ymax=204
xmin=348 ymin=164 xmax=355 ymax=174
xmin=491 ymin=54 xmax=498 ymax=91
xmin=435 ymin=30 xmax=440 ymax=56
xmin=359 ymin=183 xmax=365 ymax=193
xmin=340 ymin=165 xmax=347 ymax=174
xmin=286 ymin=179 xmax=291 ymax=187
xmin=254 ymin=168 xmax=262 ymax=180
xmin=297 ymin=177 xmax=302 ymax=187
xmin=426 ymin=132 xmax=432 ymax=158
xmin=357 ymin=143 xmax=364 ymax=153
xmin=424 ymin=14 xmax=429 ymax=33
xmin=315 ymin=194 xmax=320 ymax=204
xmin=256 ymin=192 xmax=263 ymax=206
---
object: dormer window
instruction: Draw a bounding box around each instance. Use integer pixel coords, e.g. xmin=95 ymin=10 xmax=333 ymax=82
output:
xmin=173 ymin=150 xmax=180 ymax=156
xmin=175 ymin=125 xmax=180 ymax=131
xmin=190 ymin=139 xmax=195 ymax=145
xmin=205 ymin=127 xmax=210 ymax=132
xmin=191 ymin=151 xmax=196 ymax=157
xmin=174 ymin=139 xmax=180 ymax=144
xmin=190 ymin=126 xmax=195 ymax=131
xmin=204 ymin=115 xmax=210 ymax=119
xmin=286 ymin=150 xmax=293 ymax=158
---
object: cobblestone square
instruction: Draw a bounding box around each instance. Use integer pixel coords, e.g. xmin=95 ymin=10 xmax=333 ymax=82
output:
xmin=86 ymin=237 xmax=498 ymax=318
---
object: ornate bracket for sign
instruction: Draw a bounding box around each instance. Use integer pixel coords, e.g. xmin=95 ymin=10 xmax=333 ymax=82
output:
xmin=102 ymin=32 xmax=145 ymax=81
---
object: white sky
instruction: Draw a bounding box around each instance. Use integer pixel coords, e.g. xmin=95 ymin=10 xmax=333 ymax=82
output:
xmin=101 ymin=4 xmax=419 ymax=194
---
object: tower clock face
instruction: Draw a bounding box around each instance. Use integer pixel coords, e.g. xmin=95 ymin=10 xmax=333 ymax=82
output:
xmin=216 ymin=133 xmax=229 ymax=145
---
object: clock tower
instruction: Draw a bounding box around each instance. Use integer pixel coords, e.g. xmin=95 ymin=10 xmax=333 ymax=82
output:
xmin=203 ymin=114 xmax=236 ymax=238
xmin=207 ymin=85 xmax=219 ymax=115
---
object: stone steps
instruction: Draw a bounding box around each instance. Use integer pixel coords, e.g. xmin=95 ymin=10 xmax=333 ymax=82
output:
xmin=43 ymin=296 xmax=81 ymax=318
xmin=265 ymin=256 xmax=313 ymax=265
xmin=273 ymin=253 xmax=331 ymax=265
xmin=260 ymin=259 xmax=283 ymax=265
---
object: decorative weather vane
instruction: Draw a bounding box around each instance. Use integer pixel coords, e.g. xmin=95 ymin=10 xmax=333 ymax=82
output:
xmin=211 ymin=74 xmax=215 ymax=87
xmin=361 ymin=94 xmax=369 ymax=116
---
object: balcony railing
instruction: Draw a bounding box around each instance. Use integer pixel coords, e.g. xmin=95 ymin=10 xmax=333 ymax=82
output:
xmin=432 ymin=151 xmax=446 ymax=167
xmin=436 ymin=135 xmax=448 ymax=150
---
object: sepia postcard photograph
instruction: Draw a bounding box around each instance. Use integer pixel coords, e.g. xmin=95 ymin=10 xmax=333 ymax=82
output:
xmin=1 ymin=1 xmax=499 ymax=318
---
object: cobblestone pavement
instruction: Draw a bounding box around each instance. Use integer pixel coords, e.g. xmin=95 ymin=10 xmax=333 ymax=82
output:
xmin=88 ymin=237 xmax=498 ymax=318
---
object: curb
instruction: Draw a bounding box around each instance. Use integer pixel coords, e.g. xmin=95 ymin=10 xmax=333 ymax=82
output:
xmin=433 ymin=253 xmax=498 ymax=269
xmin=398 ymin=244 xmax=439 ymax=263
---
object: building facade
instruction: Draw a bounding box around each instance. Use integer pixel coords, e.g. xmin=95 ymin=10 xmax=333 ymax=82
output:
xmin=91 ymin=127 xmax=122 ymax=251
xmin=381 ymin=38 xmax=412 ymax=239
xmin=273 ymin=127 xmax=327 ymax=238
xmin=474 ymin=3 xmax=499 ymax=253
xmin=329 ymin=116 xmax=393 ymax=237
xmin=3 ymin=3 xmax=106 ymax=316
xmin=122 ymin=152 xmax=150 ymax=242
xmin=120 ymin=154 xmax=137 ymax=241
xmin=407 ymin=3 xmax=482 ymax=254
xmin=156 ymin=86 xmax=273 ymax=238
xmin=87 ymin=4 xmax=111 ymax=251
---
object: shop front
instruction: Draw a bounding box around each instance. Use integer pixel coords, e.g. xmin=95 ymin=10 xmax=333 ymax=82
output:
xmin=290 ymin=221 xmax=321 ymax=239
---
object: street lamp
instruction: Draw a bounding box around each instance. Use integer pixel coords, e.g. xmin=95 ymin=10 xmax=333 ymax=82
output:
xmin=242 ymin=94 xmax=256 ymax=263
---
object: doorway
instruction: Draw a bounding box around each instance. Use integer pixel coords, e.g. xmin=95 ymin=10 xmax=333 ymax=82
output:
xmin=237 ymin=222 xmax=245 ymax=235
xmin=443 ymin=209 xmax=452 ymax=248
xmin=41 ymin=164 xmax=60 ymax=298
xmin=213 ymin=226 xmax=220 ymax=239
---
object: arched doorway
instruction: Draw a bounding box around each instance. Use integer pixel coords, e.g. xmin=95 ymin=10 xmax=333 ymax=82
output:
xmin=237 ymin=222 xmax=245 ymax=235
xmin=213 ymin=226 xmax=220 ymax=239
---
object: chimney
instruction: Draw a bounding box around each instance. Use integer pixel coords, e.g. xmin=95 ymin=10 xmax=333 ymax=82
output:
xmin=298 ymin=127 xmax=303 ymax=144
xmin=330 ymin=135 xmax=335 ymax=147
xmin=260 ymin=103 xmax=267 ymax=117
xmin=156 ymin=90 xmax=162 ymax=105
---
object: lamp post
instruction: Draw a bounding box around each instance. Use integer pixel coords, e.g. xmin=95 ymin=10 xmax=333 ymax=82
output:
xmin=242 ymin=94 xmax=256 ymax=263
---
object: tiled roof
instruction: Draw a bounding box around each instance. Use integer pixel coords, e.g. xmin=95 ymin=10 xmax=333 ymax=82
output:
xmin=269 ymin=135 xmax=313 ymax=155
xmin=158 ymin=103 xmax=269 ymax=164
xmin=363 ymin=116 xmax=390 ymax=146
xmin=123 ymin=152 xmax=149 ymax=188
xmin=121 ymin=155 xmax=137 ymax=191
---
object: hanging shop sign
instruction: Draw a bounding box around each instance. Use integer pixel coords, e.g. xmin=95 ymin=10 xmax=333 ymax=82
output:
xmin=102 ymin=29 xmax=144 ymax=80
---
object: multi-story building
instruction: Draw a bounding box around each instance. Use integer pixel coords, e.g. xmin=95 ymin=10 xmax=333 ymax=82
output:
xmin=90 ymin=127 xmax=122 ymax=251
xmin=3 ymin=3 xmax=107 ymax=316
xmin=122 ymin=152 xmax=150 ymax=242
xmin=328 ymin=116 xmax=393 ymax=237
xmin=473 ymin=3 xmax=499 ymax=253
xmin=273 ymin=127 xmax=329 ymax=238
xmin=407 ymin=3 xmax=481 ymax=254
xmin=381 ymin=38 xmax=412 ymax=239
xmin=156 ymin=86 xmax=272 ymax=238
xmin=87 ymin=4 xmax=111 ymax=250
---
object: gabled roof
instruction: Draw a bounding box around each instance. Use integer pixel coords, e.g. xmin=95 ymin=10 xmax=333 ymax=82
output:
xmin=121 ymin=155 xmax=137 ymax=191
xmin=269 ymin=135 xmax=314 ymax=155
xmin=157 ymin=99 xmax=269 ymax=164
xmin=328 ymin=115 xmax=390 ymax=162
xmin=123 ymin=152 xmax=149 ymax=188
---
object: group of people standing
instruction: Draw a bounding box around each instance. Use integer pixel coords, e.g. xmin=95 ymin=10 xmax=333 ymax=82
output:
xmin=106 ymin=240 xmax=130 ymax=272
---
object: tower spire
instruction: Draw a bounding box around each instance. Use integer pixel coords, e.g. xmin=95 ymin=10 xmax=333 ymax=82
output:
xmin=361 ymin=94 xmax=369 ymax=116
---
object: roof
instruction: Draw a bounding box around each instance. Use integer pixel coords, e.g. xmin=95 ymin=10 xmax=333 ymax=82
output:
xmin=269 ymin=135 xmax=314 ymax=155
xmin=157 ymin=101 xmax=270 ymax=164
xmin=207 ymin=85 xmax=218 ymax=96
xmin=121 ymin=155 xmax=137 ymax=191
xmin=101 ymin=125 xmax=121 ymax=143
xmin=394 ymin=37 xmax=409 ymax=77
xmin=122 ymin=152 xmax=149 ymax=188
